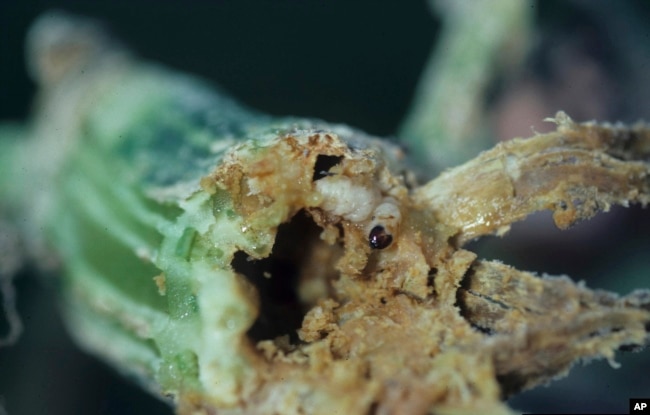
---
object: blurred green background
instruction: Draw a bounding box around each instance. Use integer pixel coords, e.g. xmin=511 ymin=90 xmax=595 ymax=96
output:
xmin=1 ymin=1 xmax=649 ymax=414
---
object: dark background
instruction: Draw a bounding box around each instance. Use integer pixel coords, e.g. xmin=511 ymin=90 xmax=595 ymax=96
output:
xmin=1 ymin=1 xmax=649 ymax=414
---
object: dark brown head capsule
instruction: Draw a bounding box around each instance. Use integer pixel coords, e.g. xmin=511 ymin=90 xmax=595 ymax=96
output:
xmin=369 ymin=225 xmax=393 ymax=249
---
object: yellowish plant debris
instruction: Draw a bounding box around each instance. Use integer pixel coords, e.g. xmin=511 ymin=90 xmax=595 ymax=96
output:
xmin=4 ymin=12 xmax=649 ymax=415
xmin=182 ymin=116 xmax=650 ymax=414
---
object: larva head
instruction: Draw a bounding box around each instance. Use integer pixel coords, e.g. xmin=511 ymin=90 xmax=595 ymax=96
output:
xmin=367 ymin=197 xmax=401 ymax=249
xmin=368 ymin=225 xmax=393 ymax=249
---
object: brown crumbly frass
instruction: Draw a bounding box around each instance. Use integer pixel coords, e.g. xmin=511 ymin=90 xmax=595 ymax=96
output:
xmin=182 ymin=116 xmax=649 ymax=414
xmin=3 ymin=11 xmax=649 ymax=415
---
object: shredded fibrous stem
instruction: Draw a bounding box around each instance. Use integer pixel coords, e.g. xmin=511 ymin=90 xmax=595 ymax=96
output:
xmin=0 ymin=10 xmax=648 ymax=415
xmin=415 ymin=112 xmax=650 ymax=244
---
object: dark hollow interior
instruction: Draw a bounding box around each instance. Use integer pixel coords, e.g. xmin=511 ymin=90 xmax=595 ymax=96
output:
xmin=232 ymin=210 xmax=328 ymax=344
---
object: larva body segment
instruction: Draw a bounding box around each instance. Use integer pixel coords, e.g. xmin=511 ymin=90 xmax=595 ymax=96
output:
xmin=1 ymin=11 xmax=649 ymax=415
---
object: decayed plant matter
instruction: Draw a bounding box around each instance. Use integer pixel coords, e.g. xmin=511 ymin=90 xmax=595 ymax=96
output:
xmin=186 ymin=112 xmax=650 ymax=415
xmin=1 ymin=10 xmax=649 ymax=415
